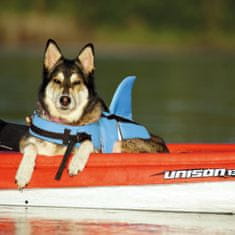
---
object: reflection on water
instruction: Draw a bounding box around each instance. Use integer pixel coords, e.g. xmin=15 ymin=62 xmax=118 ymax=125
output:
xmin=0 ymin=207 xmax=235 ymax=234
xmin=0 ymin=51 xmax=235 ymax=143
xmin=1 ymin=220 xmax=164 ymax=235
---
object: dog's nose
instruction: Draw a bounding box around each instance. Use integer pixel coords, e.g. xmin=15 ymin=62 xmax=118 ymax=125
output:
xmin=60 ymin=95 xmax=71 ymax=106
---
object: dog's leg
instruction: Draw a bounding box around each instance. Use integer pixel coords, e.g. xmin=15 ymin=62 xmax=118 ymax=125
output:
xmin=113 ymin=138 xmax=169 ymax=153
xmin=15 ymin=144 xmax=37 ymax=189
xmin=68 ymin=140 xmax=94 ymax=176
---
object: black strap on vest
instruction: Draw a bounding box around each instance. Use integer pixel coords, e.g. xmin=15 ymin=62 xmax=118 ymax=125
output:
xmin=54 ymin=130 xmax=91 ymax=180
xmin=30 ymin=124 xmax=91 ymax=180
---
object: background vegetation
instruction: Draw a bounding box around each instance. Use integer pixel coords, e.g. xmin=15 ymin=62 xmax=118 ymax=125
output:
xmin=0 ymin=0 xmax=234 ymax=51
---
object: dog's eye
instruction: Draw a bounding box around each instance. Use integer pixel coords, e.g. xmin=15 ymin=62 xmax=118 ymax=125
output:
xmin=72 ymin=80 xmax=81 ymax=86
xmin=53 ymin=79 xmax=61 ymax=85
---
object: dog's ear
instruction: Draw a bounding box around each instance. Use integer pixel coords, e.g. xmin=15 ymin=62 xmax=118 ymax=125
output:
xmin=77 ymin=43 xmax=95 ymax=75
xmin=44 ymin=39 xmax=63 ymax=71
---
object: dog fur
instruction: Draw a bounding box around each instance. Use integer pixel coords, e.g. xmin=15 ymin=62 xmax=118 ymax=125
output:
xmin=15 ymin=39 xmax=168 ymax=189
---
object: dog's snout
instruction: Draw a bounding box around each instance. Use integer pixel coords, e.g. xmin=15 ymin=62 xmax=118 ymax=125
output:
xmin=60 ymin=95 xmax=71 ymax=106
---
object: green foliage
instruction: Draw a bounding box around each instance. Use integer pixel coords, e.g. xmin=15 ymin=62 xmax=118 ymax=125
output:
xmin=0 ymin=0 xmax=234 ymax=32
xmin=0 ymin=0 xmax=234 ymax=46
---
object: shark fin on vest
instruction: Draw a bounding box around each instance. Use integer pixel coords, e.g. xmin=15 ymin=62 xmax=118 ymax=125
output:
xmin=109 ymin=76 xmax=136 ymax=120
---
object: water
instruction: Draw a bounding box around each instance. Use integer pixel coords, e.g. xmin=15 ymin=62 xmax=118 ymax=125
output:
xmin=0 ymin=49 xmax=235 ymax=233
xmin=0 ymin=206 xmax=235 ymax=234
xmin=0 ymin=50 xmax=234 ymax=143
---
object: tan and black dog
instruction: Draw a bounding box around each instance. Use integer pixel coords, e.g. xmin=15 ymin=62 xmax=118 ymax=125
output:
xmin=15 ymin=39 xmax=168 ymax=189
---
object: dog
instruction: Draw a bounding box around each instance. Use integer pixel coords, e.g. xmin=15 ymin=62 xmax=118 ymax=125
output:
xmin=15 ymin=39 xmax=169 ymax=189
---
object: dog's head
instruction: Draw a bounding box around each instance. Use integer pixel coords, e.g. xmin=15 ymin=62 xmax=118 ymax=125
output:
xmin=39 ymin=39 xmax=98 ymax=123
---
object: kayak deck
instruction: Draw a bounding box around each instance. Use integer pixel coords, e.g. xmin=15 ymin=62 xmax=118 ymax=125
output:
xmin=1 ymin=143 xmax=235 ymax=189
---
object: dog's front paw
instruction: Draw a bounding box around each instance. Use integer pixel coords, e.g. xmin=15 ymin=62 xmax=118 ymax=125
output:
xmin=68 ymin=161 xmax=81 ymax=176
xmin=15 ymin=146 xmax=37 ymax=189
xmin=15 ymin=163 xmax=34 ymax=189
xmin=68 ymin=141 xmax=94 ymax=176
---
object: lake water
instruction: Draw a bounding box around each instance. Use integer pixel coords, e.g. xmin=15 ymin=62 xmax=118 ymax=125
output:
xmin=1 ymin=206 xmax=235 ymax=234
xmin=0 ymin=49 xmax=235 ymax=234
xmin=0 ymin=50 xmax=234 ymax=143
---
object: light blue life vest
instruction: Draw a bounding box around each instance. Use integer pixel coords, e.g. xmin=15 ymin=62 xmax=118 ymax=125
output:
xmin=29 ymin=76 xmax=150 ymax=153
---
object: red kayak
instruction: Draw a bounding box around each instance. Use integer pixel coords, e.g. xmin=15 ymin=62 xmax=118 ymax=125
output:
xmin=1 ymin=143 xmax=235 ymax=214
xmin=1 ymin=143 xmax=235 ymax=189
